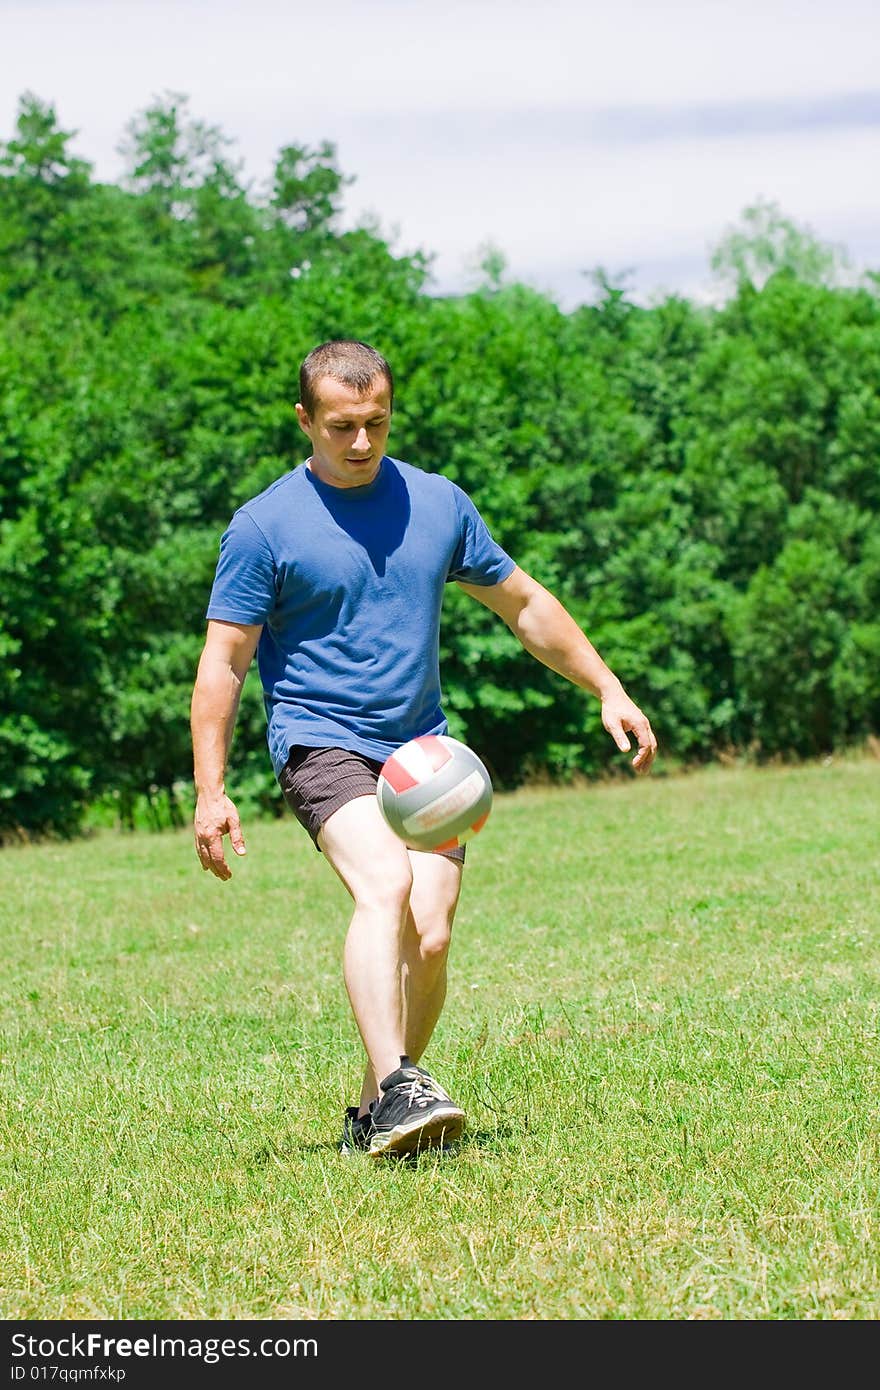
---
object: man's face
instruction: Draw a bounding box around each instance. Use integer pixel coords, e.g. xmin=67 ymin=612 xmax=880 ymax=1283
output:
xmin=295 ymin=374 xmax=392 ymax=489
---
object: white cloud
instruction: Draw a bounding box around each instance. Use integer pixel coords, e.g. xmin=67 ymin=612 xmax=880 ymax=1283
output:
xmin=2 ymin=0 xmax=878 ymax=305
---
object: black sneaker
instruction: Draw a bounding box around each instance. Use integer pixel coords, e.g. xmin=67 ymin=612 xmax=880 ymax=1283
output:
xmin=340 ymin=1104 xmax=375 ymax=1156
xmin=368 ymin=1056 xmax=465 ymax=1157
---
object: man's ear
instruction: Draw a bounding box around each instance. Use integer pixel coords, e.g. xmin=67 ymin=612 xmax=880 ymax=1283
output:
xmin=295 ymin=402 xmax=311 ymax=437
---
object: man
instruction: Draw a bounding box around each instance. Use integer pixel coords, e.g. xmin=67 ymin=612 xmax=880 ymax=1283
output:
xmin=190 ymin=339 xmax=657 ymax=1159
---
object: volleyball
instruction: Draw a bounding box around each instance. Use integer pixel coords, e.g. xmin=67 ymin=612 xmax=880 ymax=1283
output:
xmin=377 ymin=735 xmax=493 ymax=852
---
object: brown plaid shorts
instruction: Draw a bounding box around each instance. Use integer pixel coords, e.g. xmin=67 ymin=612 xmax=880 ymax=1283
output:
xmin=278 ymin=745 xmax=466 ymax=863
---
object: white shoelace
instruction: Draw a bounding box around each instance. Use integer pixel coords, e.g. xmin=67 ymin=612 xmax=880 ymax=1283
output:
xmin=403 ymin=1075 xmax=449 ymax=1108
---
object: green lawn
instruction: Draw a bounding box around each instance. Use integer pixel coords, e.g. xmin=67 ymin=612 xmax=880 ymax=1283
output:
xmin=2 ymin=757 xmax=878 ymax=1319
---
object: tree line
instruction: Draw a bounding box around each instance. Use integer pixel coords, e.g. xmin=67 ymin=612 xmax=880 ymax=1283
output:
xmin=2 ymin=92 xmax=878 ymax=840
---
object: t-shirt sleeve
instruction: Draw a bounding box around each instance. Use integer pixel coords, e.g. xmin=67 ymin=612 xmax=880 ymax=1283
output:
xmin=447 ymin=483 xmax=517 ymax=586
xmin=205 ymin=510 xmax=277 ymax=624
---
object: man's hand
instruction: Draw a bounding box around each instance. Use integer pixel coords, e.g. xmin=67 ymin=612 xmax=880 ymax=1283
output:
xmin=601 ymin=690 xmax=658 ymax=774
xmin=194 ymin=793 xmax=247 ymax=881
xmin=458 ymin=570 xmax=659 ymax=774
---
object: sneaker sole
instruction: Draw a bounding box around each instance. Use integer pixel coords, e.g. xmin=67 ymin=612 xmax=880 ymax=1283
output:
xmin=368 ymin=1106 xmax=465 ymax=1157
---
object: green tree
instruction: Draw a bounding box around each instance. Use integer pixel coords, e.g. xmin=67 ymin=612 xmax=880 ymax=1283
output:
xmin=710 ymin=197 xmax=853 ymax=293
xmin=0 ymin=92 xmax=91 ymax=300
xmin=726 ymin=540 xmax=851 ymax=757
xmin=270 ymin=140 xmax=350 ymax=235
xmin=120 ymin=91 xmax=262 ymax=298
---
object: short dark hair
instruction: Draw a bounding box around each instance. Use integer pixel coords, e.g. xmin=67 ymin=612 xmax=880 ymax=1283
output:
xmin=299 ymin=340 xmax=394 ymax=416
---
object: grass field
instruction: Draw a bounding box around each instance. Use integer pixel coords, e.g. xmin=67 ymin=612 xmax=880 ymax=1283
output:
xmin=1 ymin=756 xmax=878 ymax=1320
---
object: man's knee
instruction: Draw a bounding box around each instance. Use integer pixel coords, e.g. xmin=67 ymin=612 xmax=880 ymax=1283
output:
xmin=412 ymin=909 xmax=453 ymax=965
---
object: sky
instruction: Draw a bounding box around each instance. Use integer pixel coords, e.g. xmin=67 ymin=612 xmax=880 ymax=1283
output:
xmin=3 ymin=0 xmax=879 ymax=308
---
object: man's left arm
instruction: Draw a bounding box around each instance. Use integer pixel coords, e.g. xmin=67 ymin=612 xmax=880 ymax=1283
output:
xmin=458 ymin=565 xmax=657 ymax=774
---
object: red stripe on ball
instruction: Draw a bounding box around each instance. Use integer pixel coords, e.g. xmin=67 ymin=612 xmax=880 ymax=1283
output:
xmin=413 ymin=734 xmax=453 ymax=772
xmin=381 ymin=757 xmax=418 ymax=793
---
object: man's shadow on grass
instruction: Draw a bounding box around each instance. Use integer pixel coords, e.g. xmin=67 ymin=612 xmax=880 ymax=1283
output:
xmin=248 ymin=1123 xmax=520 ymax=1166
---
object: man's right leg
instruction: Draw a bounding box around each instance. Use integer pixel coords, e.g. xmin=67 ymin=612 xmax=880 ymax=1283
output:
xmin=317 ymin=795 xmax=415 ymax=1091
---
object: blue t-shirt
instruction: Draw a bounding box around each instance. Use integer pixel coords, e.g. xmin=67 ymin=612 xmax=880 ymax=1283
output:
xmin=206 ymin=456 xmax=516 ymax=775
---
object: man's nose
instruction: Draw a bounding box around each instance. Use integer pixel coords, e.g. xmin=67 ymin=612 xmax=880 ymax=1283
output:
xmin=351 ymin=427 xmax=370 ymax=453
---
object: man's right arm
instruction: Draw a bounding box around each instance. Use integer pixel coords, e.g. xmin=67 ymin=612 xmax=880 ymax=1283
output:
xmin=190 ymin=619 xmax=262 ymax=881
